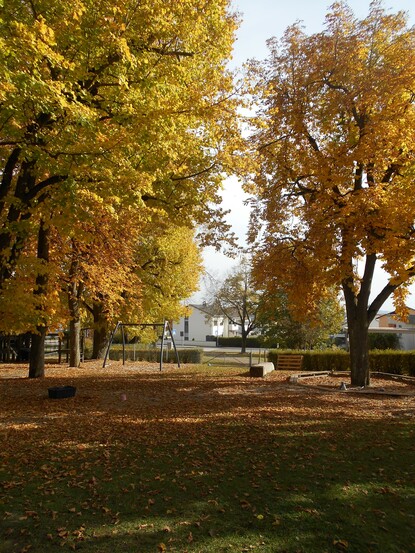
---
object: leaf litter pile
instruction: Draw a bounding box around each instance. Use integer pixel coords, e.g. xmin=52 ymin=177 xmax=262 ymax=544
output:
xmin=1 ymin=361 xmax=415 ymax=553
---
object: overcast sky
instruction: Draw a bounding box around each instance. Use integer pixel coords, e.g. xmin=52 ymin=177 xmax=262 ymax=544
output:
xmin=200 ymin=1 xmax=415 ymax=309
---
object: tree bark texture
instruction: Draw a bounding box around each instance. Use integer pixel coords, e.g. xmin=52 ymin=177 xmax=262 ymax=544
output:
xmin=29 ymin=219 xmax=50 ymax=378
xmin=68 ymin=252 xmax=83 ymax=367
xmin=92 ymin=301 xmax=110 ymax=359
xmin=29 ymin=327 xmax=47 ymax=378
xmin=69 ymin=318 xmax=81 ymax=368
xmin=346 ymin=311 xmax=370 ymax=387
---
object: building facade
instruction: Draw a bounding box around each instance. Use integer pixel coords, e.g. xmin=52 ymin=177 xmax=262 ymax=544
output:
xmin=173 ymin=303 xmax=241 ymax=344
xmin=373 ymin=307 xmax=415 ymax=350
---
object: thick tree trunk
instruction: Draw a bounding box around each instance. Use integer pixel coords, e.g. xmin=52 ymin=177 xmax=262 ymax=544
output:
xmin=29 ymin=327 xmax=47 ymax=378
xmin=342 ymin=252 xmax=401 ymax=388
xmin=29 ymin=220 xmax=50 ymax=378
xmin=347 ymin=312 xmax=370 ymax=387
xmin=69 ymin=318 xmax=81 ymax=368
xmin=92 ymin=301 xmax=110 ymax=359
xmin=343 ymin=277 xmax=371 ymax=387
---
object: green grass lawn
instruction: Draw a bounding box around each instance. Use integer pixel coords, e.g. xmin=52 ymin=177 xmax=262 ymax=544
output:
xmin=1 ymin=362 xmax=414 ymax=552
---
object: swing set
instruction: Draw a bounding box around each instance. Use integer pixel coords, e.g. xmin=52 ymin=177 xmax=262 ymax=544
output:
xmin=102 ymin=320 xmax=180 ymax=371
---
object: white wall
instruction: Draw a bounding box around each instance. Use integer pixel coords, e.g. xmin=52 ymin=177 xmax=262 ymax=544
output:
xmin=173 ymin=304 xmax=242 ymax=344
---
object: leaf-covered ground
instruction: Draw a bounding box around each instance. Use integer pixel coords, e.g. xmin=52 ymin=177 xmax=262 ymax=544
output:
xmin=1 ymin=362 xmax=415 ymax=553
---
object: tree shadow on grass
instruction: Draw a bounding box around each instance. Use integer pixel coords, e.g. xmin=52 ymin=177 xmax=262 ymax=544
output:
xmin=1 ymin=367 xmax=415 ymax=552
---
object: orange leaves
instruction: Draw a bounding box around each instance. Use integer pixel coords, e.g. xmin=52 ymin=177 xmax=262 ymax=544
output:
xmin=1 ymin=361 xmax=414 ymax=553
xmin=333 ymin=539 xmax=349 ymax=551
xmin=250 ymin=2 xmax=415 ymax=343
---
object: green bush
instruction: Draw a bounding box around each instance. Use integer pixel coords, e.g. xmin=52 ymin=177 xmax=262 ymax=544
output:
xmin=368 ymin=333 xmax=400 ymax=350
xmin=369 ymin=350 xmax=415 ymax=376
xmin=268 ymin=350 xmax=350 ymax=372
xmin=267 ymin=349 xmax=415 ymax=376
xmin=217 ymin=336 xmax=276 ymax=348
xmin=108 ymin=348 xmax=202 ymax=364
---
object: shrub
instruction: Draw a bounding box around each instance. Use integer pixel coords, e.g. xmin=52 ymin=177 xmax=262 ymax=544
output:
xmin=108 ymin=348 xmax=202 ymax=364
xmin=369 ymin=333 xmax=400 ymax=350
xmin=217 ymin=336 xmax=276 ymax=348
xmin=369 ymin=350 xmax=415 ymax=376
xmin=268 ymin=349 xmax=415 ymax=376
xmin=268 ymin=349 xmax=350 ymax=371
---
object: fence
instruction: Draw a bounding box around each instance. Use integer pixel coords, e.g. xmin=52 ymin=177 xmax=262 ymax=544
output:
xmin=202 ymin=349 xmax=269 ymax=367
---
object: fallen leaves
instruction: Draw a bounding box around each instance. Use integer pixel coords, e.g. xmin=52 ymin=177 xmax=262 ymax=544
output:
xmin=333 ymin=538 xmax=349 ymax=550
xmin=1 ymin=361 xmax=414 ymax=553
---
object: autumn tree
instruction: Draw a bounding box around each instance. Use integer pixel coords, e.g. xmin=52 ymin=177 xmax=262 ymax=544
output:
xmin=207 ymin=258 xmax=262 ymax=352
xmin=0 ymin=0 xmax=244 ymax=376
xmin=136 ymin=224 xmax=203 ymax=324
xmin=248 ymin=1 xmax=415 ymax=386
xmin=84 ymin=221 xmax=203 ymax=359
xmin=257 ymin=289 xmax=344 ymax=349
xmin=61 ymin=197 xmax=144 ymax=363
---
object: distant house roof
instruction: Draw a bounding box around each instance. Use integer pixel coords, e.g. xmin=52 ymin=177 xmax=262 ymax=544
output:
xmin=376 ymin=305 xmax=415 ymax=325
xmin=188 ymin=303 xmax=218 ymax=317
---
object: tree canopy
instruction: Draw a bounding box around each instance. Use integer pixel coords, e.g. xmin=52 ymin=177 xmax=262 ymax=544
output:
xmin=248 ymin=1 xmax=415 ymax=385
xmin=257 ymin=288 xmax=344 ymax=350
xmin=0 ymin=0 xmax=244 ymax=375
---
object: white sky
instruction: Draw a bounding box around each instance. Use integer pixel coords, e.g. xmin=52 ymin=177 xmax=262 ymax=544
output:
xmin=200 ymin=0 xmax=415 ymax=309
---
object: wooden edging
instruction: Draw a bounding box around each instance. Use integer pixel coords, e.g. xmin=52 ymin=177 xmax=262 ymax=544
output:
xmin=288 ymin=370 xmax=415 ymax=397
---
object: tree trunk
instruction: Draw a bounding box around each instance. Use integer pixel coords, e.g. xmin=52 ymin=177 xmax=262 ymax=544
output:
xmin=68 ymin=251 xmax=83 ymax=367
xmin=343 ymin=278 xmax=371 ymax=387
xmin=341 ymin=252 xmax=403 ymax=386
xmin=240 ymin=327 xmax=248 ymax=353
xmin=69 ymin=318 xmax=81 ymax=368
xmin=29 ymin=327 xmax=47 ymax=378
xmin=347 ymin=312 xmax=370 ymax=387
xmin=92 ymin=301 xmax=110 ymax=359
xmin=29 ymin=219 xmax=50 ymax=378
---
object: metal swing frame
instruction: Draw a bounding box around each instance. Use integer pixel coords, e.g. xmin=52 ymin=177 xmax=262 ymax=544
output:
xmin=102 ymin=320 xmax=180 ymax=371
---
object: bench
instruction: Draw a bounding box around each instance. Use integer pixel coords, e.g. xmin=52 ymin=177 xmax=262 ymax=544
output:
xmin=250 ymin=362 xmax=275 ymax=377
xmin=276 ymin=354 xmax=303 ymax=371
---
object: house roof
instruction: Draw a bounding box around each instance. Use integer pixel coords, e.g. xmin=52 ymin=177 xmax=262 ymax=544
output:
xmin=376 ymin=306 xmax=415 ymax=319
xmin=188 ymin=303 xmax=218 ymax=317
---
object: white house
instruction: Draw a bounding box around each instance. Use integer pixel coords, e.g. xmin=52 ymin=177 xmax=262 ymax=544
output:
xmin=173 ymin=303 xmax=241 ymax=344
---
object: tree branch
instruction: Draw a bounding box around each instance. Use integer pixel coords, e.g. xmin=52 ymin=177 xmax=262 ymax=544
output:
xmin=171 ymin=163 xmax=216 ymax=182
xmin=24 ymin=174 xmax=68 ymax=203
xmin=0 ymin=147 xmax=21 ymax=201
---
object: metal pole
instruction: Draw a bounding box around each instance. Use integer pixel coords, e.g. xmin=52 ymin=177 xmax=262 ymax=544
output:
xmin=103 ymin=321 xmax=121 ymax=368
xmin=160 ymin=321 xmax=166 ymax=371
xmin=167 ymin=321 xmax=181 ymax=368
xmin=121 ymin=324 xmax=126 ymax=365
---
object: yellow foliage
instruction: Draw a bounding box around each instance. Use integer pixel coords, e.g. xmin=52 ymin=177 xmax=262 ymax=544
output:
xmin=0 ymin=0 xmax=244 ymax=334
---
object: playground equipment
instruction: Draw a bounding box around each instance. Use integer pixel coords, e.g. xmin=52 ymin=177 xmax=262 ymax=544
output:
xmin=103 ymin=320 xmax=180 ymax=371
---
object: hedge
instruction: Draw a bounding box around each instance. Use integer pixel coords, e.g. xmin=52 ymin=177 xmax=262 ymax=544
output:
xmin=268 ymin=349 xmax=415 ymax=376
xmin=103 ymin=346 xmax=415 ymax=375
xmin=368 ymin=350 xmax=415 ymax=376
xmin=108 ymin=348 xmax=202 ymax=364
xmin=268 ymin=350 xmax=350 ymax=372
xmin=217 ymin=336 xmax=277 ymax=348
